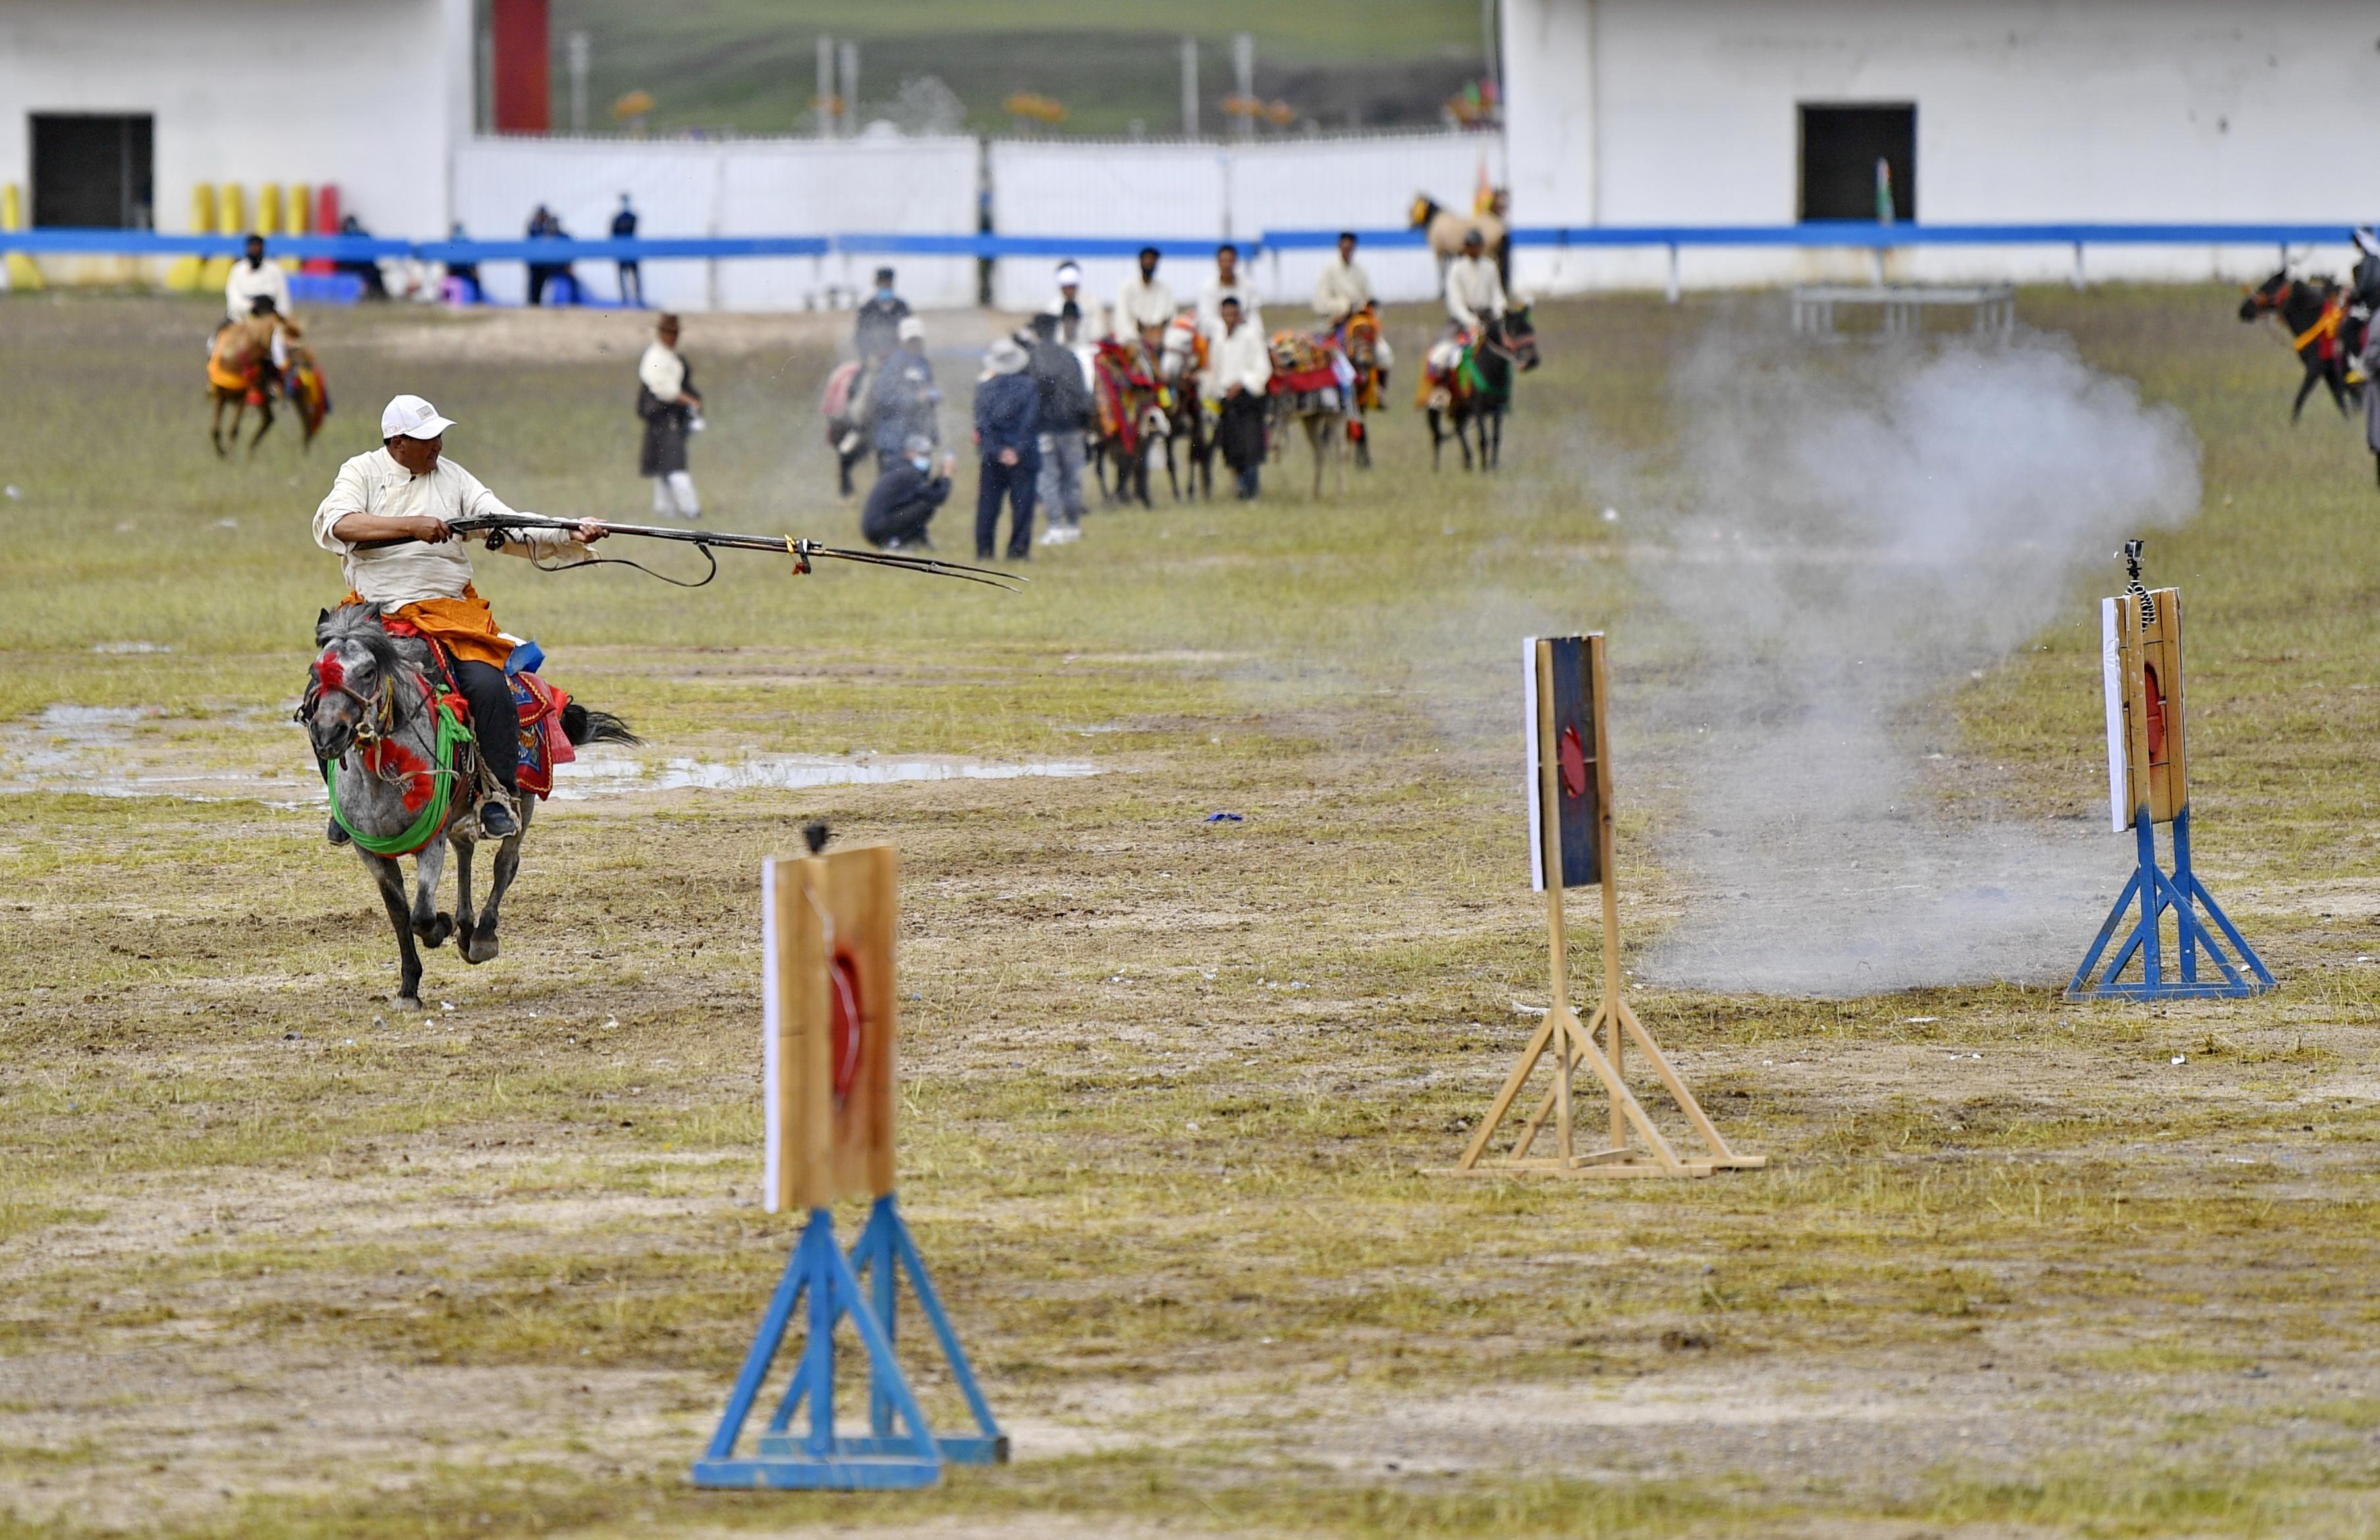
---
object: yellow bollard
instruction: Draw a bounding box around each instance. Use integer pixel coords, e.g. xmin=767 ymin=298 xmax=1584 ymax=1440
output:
xmin=1 ymin=183 xmax=44 ymax=292
xmin=258 ymin=183 xmax=301 ymax=275
xmin=164 ymin=183 xmax=213 ymax=291
xmin=200 ymin=183 xmax=244 ymax=291
xmin=285 ymin=181 xmax=310 ymax=272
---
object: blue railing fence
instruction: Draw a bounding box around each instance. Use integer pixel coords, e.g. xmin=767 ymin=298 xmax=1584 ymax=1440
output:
xmin=4 ymin=222 xmax=2358 ymax=303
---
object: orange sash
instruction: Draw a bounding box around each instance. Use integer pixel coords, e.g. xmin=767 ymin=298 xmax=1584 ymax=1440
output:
xmin=342 ymin=583 xmax=511 ymax=667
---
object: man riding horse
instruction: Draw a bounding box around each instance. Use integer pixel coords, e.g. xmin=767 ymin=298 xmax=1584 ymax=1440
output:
xmin=311 ymin=394 xmax=607 ymax=842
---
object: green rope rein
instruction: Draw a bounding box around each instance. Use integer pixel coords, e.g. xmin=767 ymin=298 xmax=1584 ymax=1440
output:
xmin=323 ymin=701 xmax=473 ymax=858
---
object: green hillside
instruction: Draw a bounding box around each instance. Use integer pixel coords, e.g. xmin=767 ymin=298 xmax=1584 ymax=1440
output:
xmin=547 ymin=0 xmax=1490 ymax=138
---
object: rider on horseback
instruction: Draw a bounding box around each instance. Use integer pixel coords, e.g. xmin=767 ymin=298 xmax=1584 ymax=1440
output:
xmin=1312 ymin=231 xmax=1373 ymax=324
xmin=1445 ymin=227 xmax=1508 ymax=338
xmin=312 ymin=394 xmax=607 ymax=843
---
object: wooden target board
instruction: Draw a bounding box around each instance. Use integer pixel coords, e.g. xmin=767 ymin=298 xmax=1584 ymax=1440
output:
xmin=1524 ymin=636 xmax=1606 ymax=891
xmin=2101 ymin=587 xmax=2188 ymax=831
xmin=762 ymin=844 xmax=899 ymax=1214
xmin=1445 ymin=634 xmax=1763 ymax=1179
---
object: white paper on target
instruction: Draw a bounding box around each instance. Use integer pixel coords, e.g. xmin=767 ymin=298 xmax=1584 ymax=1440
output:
xmin=1523 ymin=637 xmax=1545 ymax=892
xmin=760 ymin=858 xmax=783 ymax=1213
xmin=2101 ymin=597 xmax=2128 ymax=833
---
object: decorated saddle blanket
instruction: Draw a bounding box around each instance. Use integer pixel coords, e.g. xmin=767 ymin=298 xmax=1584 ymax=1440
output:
xmin=1093 ymin=341 xmax=1157 ymax=453
xmin=366 ymin=614 xmax=576 ymax=802
xmin=1268 ymin=331 xmax=1344 ymax=395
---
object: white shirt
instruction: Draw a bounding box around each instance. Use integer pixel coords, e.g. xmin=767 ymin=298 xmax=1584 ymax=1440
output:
xmin=1207 ymin=321 xmax=1273 ymax=398
xmin=638 ymin=341 xmax=686 ymax=401
xmin=1445 ymin=254 xmax=1507 ymax=331
xmin=312 ymin=448 xmax=586 ymax=610
xmin=1197 ymin=275 xmax=1263 ymax=336
xmin=1051 ymin=290 xmax=1107 ymax=346
xmin=1112 ymin=273 xmax=1176 ymax=339
xmin=1312 ymin=256 xmax=1373 ymax=319
xmin=225 ymin=257 xmax=291 ymax=322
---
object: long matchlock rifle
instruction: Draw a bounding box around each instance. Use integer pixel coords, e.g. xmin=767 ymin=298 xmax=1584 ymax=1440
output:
xmin=437 ymin=512 xmax=1026 ymax=592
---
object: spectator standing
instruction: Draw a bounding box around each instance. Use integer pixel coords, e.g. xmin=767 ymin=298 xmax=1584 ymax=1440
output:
xmin=1026 ymin=310 xmax=1092 ymax=545
xmin=1209 ymin=296 xmax=1272 ymax=501
xmin=861 ymin=436 xmax=955 ymax=550
xmin=637 ymin=313 xmax=705 ymax=520
xmin=526 ymin=205 xmax=573 ymax=306
xmin=972 ymin=337 xmax=1039 ymax=561
xmin=1050 ymin=261 xmax=1106 ymax=346
xmin=868 ymin=316 xmax=939 ymax=471
xmin=1312 ymin=231 xmax=1373 ymax=322
xmin=1112 ymin=246 xmax=1175 ymax=341
xmin=853 ymin=267 xmax=910 ymax=362
xmin=225 ymin=233 xmax=292 ymax=323
xmin=1196 ymin=243 xmax=1264 ymax=335
xmin=611 ymin=194 xmax=642 ymax=306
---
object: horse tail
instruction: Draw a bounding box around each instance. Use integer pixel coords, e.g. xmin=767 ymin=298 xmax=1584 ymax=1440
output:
xmin=561 ymin=702 xmax=640 ymax=747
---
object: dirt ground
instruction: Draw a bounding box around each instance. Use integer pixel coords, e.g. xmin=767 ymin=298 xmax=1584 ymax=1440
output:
xmin=2 ymin=289 xmax=2377 ymax=1539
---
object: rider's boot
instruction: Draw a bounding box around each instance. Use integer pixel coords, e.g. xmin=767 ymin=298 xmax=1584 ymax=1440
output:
xmin=327 ymin=817 xmax=351 ymax=846
xmin=478 ymin=796 xmax=520 ymax=839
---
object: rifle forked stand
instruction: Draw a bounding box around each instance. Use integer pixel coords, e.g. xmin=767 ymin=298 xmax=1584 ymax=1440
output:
xmin=1448 ymin=634 xmax=1764 ymax=1179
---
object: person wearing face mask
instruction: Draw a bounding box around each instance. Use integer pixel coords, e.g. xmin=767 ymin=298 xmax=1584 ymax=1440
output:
xmin=853 ymin=267 xmax=910 ymax=362
xmin=1049 ymin=260 xmax=1105 ymax=346
xmin=1112 ymin=246 xmax=1175 ymax=341
xmin=225 ymin=233 xmax=292 ymax=323
xmin=860 ymin=435 xmax=954 ymax=551
xmin=868 ymin=316 xmax=939 ymax=472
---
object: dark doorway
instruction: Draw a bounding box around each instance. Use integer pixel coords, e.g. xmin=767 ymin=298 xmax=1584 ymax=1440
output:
xmin=1800 ymin=104 xmax=1914 ymax=222
xmin=30 ymin=114 xmax=155 ymax=229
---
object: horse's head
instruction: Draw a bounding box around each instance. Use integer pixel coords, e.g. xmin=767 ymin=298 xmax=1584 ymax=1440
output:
xmin=1157 ymin=315 xmax=1200 ymax=381
xmin=2241 ymin=269 xmax=2292 ymax=321
xmin=1501 ymin=305 xmax=1541 ymax=371
xmin=299 ymin=603 xmax=401 ymax=763
xmin=1341 ymin=310 xmax=1381 ymax=368
xmin=1408 ymin=194 xmax=1440 ymax=230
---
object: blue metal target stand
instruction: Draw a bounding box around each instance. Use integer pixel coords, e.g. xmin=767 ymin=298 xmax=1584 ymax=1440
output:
xmin=692 ymin=838 xmax=1007 ymax=1491
xmin=2067 ymin=566 xmax=2274 ymax=1002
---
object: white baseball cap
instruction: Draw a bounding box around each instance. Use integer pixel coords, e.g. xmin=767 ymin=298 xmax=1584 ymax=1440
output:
xmin=896 ymin=316 xmax=926 ymax=341
xmin=381 ymin=393 xmax=456 ymax=441
xmin=1055 ymin=261 xmax=1082 ymax=286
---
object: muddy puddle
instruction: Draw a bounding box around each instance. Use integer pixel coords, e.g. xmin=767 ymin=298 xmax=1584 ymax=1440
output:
xmin=0 ymin=705 xmax=1105 ymax=808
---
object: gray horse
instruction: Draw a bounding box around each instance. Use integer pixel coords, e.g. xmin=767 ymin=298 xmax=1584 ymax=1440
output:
xmin=299 ymin=603 xmax=636 ymax=1007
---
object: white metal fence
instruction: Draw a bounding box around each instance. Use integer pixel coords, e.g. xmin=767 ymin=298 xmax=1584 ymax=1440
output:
xmin=987 ymin=131 xmax=1503 ymax=316
xmin=452 ymin=134 xmax=979 ymax=312
xmin=450 ymin=130 xmax=1505 ymax=316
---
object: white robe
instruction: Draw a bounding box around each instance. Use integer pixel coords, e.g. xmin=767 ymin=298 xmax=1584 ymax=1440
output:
xmin=312 ymin=448 xmax=586 ymax=610
xmin=225 ymin=258 xmax=291 ymax=321
xmin=1445 ymin=254 xmax=1507 ymax=331
xmin=1112 ymin=274 xmax=1177 ymax=339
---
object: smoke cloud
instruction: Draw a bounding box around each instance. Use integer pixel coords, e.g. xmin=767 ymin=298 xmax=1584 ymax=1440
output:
xmin=1632 ymin=329 xmax=2201 ymax=993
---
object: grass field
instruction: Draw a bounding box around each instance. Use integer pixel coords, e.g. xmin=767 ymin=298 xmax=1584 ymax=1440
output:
xmin=3 ymin=286 xmax=2379 ymax=1539
xmin=548 ymin=0 xmax=1486 ymax=137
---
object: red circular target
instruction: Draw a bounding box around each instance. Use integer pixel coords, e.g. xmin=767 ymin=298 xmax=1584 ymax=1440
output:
xmin=827 ymin=954 xmax=864 ymax=1105
xmin=2143 ymin=664 xmax=2167 ymax=761
xmin=1558 ymin=725 xmax=1590 ymax=800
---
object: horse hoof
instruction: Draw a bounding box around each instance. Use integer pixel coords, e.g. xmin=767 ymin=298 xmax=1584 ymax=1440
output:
xmin=464 ymin=934 xmax=500 ymax=966
xmin=397 ymin=994 xmax=422 ymax=1012
xmin=420 ymin=914 xmax=453 ymax=948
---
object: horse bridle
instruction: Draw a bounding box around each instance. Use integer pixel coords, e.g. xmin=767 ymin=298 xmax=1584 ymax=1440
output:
xmin=295 ymin=644 xmax=397 ymax=757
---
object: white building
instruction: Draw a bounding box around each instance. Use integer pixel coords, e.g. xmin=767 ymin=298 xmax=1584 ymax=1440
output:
xmin=1499 ymin=0 xmax=2380 ymax=291
xmin=0 ymin=0 xmax=473 ymax=240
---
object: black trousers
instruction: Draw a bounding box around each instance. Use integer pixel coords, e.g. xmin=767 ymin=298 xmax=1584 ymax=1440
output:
xmin=453 ymin=659 xmax=520 ymax=796
xmin=975 ymin=452 xmax=1039 ymax=559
